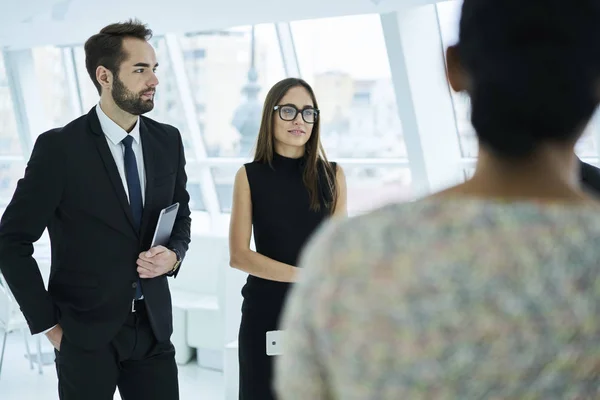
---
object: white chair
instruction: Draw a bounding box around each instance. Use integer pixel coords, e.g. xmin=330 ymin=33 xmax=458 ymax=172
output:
xmin=0 ymin=273 xmax=43 ymax=377
xmin=169 ymin=234 xmax=227 ymax=365
xmin=184 ymin=235 xmax=229 ymax=370
xmin=169 ymin=234 xmax=248 ymax=370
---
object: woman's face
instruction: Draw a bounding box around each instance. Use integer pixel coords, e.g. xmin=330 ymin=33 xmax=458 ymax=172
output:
xmin=273 ymin=86 xmax=316 ymax=151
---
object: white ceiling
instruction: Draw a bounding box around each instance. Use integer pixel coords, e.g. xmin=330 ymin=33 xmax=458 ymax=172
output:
xmin=0 ymin=0 xmax=444 ymax=49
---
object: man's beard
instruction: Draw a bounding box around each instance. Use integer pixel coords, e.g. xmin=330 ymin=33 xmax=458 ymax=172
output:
xmin=112 ymin=75 xmax=155 ymax=116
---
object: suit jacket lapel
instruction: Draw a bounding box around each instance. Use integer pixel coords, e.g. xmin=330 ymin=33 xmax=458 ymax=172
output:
xmin=88 ymin=107 xmax=138 ymax=237
xmin=140 ymin=118 xmax=156 ymax=236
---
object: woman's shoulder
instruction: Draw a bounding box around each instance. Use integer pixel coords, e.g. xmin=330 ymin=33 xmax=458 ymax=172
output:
xmin=311 ymin=198 xmax=600 ymax=273
xmin=243 ymin=160 xmax=271 ymax=175
xmin=243 ymin=160 xmax=263 ymax=168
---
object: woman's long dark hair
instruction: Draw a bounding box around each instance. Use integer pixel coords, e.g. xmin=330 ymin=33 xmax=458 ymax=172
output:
xmin=254 ymin=78 xmax=338 ymax=213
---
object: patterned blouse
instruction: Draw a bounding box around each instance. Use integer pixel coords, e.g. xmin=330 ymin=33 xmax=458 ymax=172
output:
xmin=275 ymin=198 xmax=600 ymax=399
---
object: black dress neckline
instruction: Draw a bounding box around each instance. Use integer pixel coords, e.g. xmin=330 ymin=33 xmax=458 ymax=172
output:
xmin=272 ymin=152 xmax=305 ymax=170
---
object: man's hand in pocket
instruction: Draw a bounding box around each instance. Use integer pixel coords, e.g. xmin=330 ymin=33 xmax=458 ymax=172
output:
xmin=45 ymin=324 xmax=63 ymax=351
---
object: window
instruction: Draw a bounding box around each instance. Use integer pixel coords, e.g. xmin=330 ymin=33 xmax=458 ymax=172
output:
xmin=178 ymin=24 xmax=286 ymax=213
xmin=183 ymin=48 xmax=206 ymax=60
xmin=343 ymin=166 xmax=412 ymax=215
xmin=292 ymin=15 xmax=406 ymax=159
xmin=186 ymin=180 xmax=207 ymax=212
xmin=463 ymin=167 xmax=475 ymax=181
xmin=185 ymin=161 xmax=208 ymax=212
xmin=0 ymin=53 xmax=21 ymax=156
xmin=73 ymin=46 xmax=99 ymax=112
xmin=145 ymin=37 xmax=197 ymax=161
xmin=32 ymin=46 xmax=78 ymax=128
xmin=576 ymin=120 xmax=599 ymax=158
xmin=211 ymin=166 xmax=237 ymax=213
xmin=179 ymin=24 xmax=285 ymax=158
xmin=0 ymin=161 xmax=24 ymax=207
xmin=437 ymin=0 xmax=476 ymax=158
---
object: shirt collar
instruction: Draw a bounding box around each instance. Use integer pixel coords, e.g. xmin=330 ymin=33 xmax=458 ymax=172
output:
xmin=95 ymin=103 xmax=141 ymax=146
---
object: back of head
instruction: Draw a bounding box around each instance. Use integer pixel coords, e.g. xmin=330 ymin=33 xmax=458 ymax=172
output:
xmin=84 ymin=19 xmax=153 ymax=95
xmin=457 ymin=0 xmax=600 ymax=158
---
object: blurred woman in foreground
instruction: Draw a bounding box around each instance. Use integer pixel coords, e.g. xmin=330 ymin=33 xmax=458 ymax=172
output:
xmin=276 ymin=0 xmax=600 ymax=398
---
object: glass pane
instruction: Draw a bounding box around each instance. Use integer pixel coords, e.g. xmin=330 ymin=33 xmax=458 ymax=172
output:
xmin=438 ymin=0 xmax=599 ymax=159
xmin=186 ymin=161 xmax=207 ymax=212
xmin=437 ymin=0 xmax=475 ymax=157
xmin=292 ymin=15 xmax=406 ymax=158
xmin=73 ymin=46 xmax=100 ymax=112
xmin=0 ymin=53 xmax=21 ymax=156
xmin=179 ymin=24 xmax=285 ymax=158
xmin=32 ymin=47 xmax=78 ymax=128
xmin=145 ymin=37 xmax=196 ymax=161
xmin=0 ymin=161 xmax=25 ymax=207
xmin=576 ymin=124 xmax=598 ymax=158
xmin=211 ymin=166 xmax=237 ymax=213
xmin=343 ymin=166 xmax=413 ymax=215
xmin=463 ymin=167 xmax=475 ymax=182
xmin=187 ymin=182 xmax=206 ymax=212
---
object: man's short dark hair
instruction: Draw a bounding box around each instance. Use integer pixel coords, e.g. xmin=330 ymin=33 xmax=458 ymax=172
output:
xmin=84 ymin=19 xmax=153 ymax=95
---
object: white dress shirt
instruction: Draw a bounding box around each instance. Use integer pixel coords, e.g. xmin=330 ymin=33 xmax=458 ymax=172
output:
xmin=95 ymin=103 xmax=146 ymax=204
xmin=42 ymin=104 xmax=146 ymax=335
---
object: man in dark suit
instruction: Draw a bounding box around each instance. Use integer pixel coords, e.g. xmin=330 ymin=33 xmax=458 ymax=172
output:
xmin=0 ymin=20 xmax=191 ymax=399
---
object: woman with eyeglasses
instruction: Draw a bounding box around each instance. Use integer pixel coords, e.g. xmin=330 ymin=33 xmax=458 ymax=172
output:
xmin=229 ymin=77 xmax=347 ymax=399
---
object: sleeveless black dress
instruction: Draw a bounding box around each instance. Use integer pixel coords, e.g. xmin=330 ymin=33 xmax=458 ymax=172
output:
xmin=238 ymin=153 xmax=335 ymax=400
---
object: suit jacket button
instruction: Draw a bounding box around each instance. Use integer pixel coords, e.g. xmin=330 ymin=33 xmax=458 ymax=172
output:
xmin=132 ymin=282 xmax=138 ymax=288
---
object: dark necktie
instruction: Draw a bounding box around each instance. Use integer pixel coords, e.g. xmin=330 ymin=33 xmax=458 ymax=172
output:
xmin=121 ymin=135 xmax=143 ymax=300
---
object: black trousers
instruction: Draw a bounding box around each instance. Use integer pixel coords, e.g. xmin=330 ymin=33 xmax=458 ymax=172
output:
xmin=238 ymin=307 xmax=281 ymax=400
xmin=54 ymin=300 xmax=179 ymax=400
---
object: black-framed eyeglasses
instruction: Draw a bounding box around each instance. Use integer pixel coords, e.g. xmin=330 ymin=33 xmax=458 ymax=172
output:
xmin=274 ymin=104 xmax=319 ymax=124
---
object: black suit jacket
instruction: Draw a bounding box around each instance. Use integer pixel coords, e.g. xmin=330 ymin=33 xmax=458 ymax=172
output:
xmin=0 ymin=107 xmax=191 ymax=350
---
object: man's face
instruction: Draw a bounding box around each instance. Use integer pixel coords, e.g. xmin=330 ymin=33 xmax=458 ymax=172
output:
xmin=112 ymin=37 xmax=159 ymax=115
